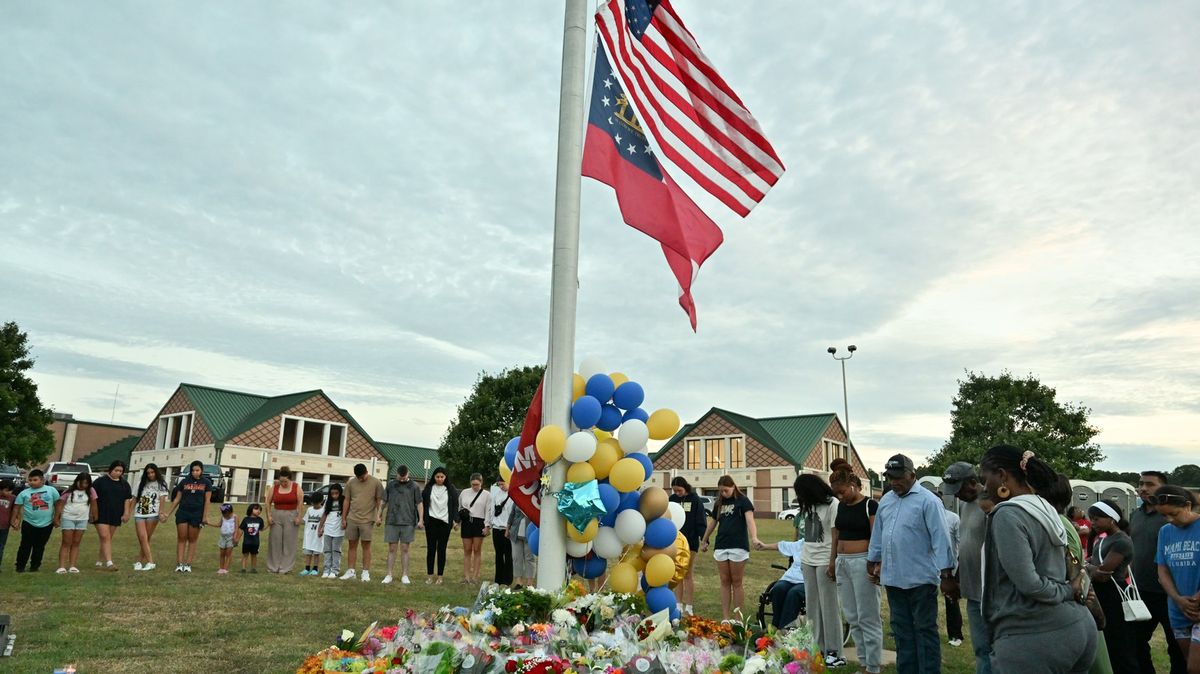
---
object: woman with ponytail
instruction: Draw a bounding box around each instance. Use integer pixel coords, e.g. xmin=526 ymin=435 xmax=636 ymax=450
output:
xmin=1086 ymin=499 xmax=1137 ymax=673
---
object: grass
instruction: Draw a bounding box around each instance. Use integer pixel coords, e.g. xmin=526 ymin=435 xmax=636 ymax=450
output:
xmin=0 ymin=519 xmax=1174 ymax=673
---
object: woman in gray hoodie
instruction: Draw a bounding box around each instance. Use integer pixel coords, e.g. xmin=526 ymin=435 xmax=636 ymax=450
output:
xmin=980 ymin=444 xmax=1097 ymax=674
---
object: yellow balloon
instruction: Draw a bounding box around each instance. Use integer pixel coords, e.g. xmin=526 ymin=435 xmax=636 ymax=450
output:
xmin=609 ymin=372 xmax=630 ymax=388
xmin=646 ymin=408 xmax=681 ymax=441
xmin=669 ymin=531 xmax=692 ymax=589
xmin=645 ymin=553 xmax=675 ymax=587
xmin=566 ymin=518 xmax=599 ymax=543
xmin=609 ymin=562 xmax=639 ymax=594
xmin=498 ymin=457 xmax=512 ymax=482
xmin=593 ymin=428 xmax=612 ymax=441
xmin=588 ymin=440 xmax=622 ymax=480
xmin=566 ymin=462 xmax=596 ymax=484
xmin=609 ymin=457 xmax=645 ymax=492
xmin=536 ymin=425 xmax=566 ymax=464
xmin=572 ymin=373 xmax=586 ymax=401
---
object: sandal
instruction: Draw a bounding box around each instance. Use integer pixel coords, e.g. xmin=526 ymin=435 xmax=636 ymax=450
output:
xmin=434 ymin=577 xmax=444 ymax=585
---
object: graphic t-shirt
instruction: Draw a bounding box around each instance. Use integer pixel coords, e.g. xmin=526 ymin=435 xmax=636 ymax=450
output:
xmin=1157 ymin=520 xmax=1200 ymax=629
xmin=173 ymin=476 xmax=213 ymax=515
xmin=15 ymin=485 xmax=59 ymax=528
xmin=304 ymin=506 xmax=324 ymax=551
xmin=323 ymin=498 xmax=345 ymax=537
xmin=712 ymin=495 xmax=755 ymax=551
xmin=0 ymin=495 xmax=12 ymax=529
xmin=92 ymin=475 xmax=133 ymax=522
xmin=60 ymin=488 xmax=97 ymax=521
xmin=135 ymin=482 xmax=170 ymax=517
xmin=240 ymin=515 xmax=265 ymax=545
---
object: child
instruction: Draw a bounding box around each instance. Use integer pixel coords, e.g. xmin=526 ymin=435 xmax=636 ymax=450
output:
xmin=54 ymin=472 xmax=97 ymax=574
xmin=208 ymin=503 xmax=238 ymax=575
xmin=317 ymin=483 xmax=345 ymax=579
xmin=0 ymin=480 xmax=15 ymax=569
xmin=301 ymin=493 xmax=325 ymax=576
xmin=239 ymin=503 xmax=264 ymax=573
xmin=12 ymin=469 xmax=59 ymax=572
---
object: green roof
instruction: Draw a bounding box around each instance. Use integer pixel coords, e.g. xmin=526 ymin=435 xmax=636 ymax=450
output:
xmin=76 ymin=435 xmax=140 ymax=469
xmin=651 ymin=407 xmax=841 ymax=467
xmin=180 ymin=384 xmax=272 ymax=441
xmin=376 ymin=442 xmax=442 ymax=478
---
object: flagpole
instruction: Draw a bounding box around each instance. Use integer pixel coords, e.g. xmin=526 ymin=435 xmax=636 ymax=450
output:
xmin=536 ymin=0 xmax=589 ymax=590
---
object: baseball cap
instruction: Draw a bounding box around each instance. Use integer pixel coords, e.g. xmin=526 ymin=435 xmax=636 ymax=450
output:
xmin=220 ymin=503 xmax=233 ymax=513
xmin=941 ymin=462 xmax=977 ymax=496
xmin=882 ymin=454 xmax=915 ymax=479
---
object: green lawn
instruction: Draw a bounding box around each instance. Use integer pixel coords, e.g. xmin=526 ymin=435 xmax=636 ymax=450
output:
xmin=0 ymin=519 xmax=1173 ymax=673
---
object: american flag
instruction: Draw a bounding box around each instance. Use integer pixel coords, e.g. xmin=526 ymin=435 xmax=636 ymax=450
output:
xmin=595 ymin=0 xmax=785 ymax=217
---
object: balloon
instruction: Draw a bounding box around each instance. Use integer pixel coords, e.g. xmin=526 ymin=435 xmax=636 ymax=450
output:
xmin=599 ymin=502 xmax=620 ymax=527
xmin=578 ymin=356 xmax=606 ymax=379
xmin=644 ymin=517 xmax=678 ymax=549
xmin=566 ymin=461 xmax=596 ymax=484
xmin=528 ymin=527 xmax=541 ymax=556
xmin=609 ymin=457 xmax=646 ymax=492
xmin=609 ymin=562 xmax=639 ymax=594
xmin=597 ymin=483 xmax=620 ymax=515
xmin=618 ymin=419 xmax=650 ymax=454
xmin=585 ymin=374 xmax=616 ymax=403
xmin=646 ymin=585 xmax=675 ymax=614
xmin=609 ymin=372 xmax=629 ymax=388
xmin=613 ymin=381 xmax=645 ymax=411
xmin=614 ymin=509 xmax=647 ymax=545
xmin=572 ymin=555 xmax=607 ymax=579
xmin=646 ymin=408 xmax=681 ymax=441
xmin=631 ymin=453 xmax=654 ymax=481
xmin=536 ymin=425 xmax=566 ymax=464
xmin=565 ymin=538 xmax=592 ymax=558
xmin=563 ymin=431 xmax=598 ymax=463
xmin=566 ymin=518 xmax=599 ymax=543
xmin=668 ymin=531 xmax=692 ymax=589
xmin=498 ymin=457 xmax=512 ymax=482
xmin=593 ymin=525 xmax=624 ymax=559
xmin=571 ymin=396 xmax=603 ymax=429
xmin=618 ymin=490 xmax=641 ymax=512
xmin=638 ymin=487 xmax=669 ymax=521
xmin=645 ymin=554 xmax=675 ymax=587
xmin=667 ymin=501 xmax=686 ymax=530
xmin=504 ymin=436 xmax=520 ymax=469
xmin=597 ymin=404 xmax=622 ymax=432
xmin=593 ymin=428 xmax=612 ymax=441
xmin=640 ymin=540 xmax=678 ymax=561
xmin=572 ymin=373 xmax=586 ymax=401
xmin=622 ymin=407 xmax=649 ymax=424
xmin=589 ymin=440 xmax=621 ymax=480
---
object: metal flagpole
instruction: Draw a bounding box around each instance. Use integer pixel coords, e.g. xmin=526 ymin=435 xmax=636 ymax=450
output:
xmin=536 ymin=0 xmax=589 ymax=590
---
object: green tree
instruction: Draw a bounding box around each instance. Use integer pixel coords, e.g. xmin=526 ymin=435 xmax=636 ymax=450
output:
xmin=923 ymin=371 xmax=1102 ymax=477
xmin=1171 ymin=464 xmax=1200 ymax=487
xmin=438 ymin=365 xmax=544 ymax=485
xmin=0 ymin=322 xmax=55 ymax=466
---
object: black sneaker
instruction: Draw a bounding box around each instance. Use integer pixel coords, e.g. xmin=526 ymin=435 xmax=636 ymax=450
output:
xmin=824 ymin=652 xmax=847 ymax=668
xmin=240 ymin=568 xmax=247 ymax=574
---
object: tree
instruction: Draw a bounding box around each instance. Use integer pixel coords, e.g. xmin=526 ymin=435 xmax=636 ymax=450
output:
xmin=922 ymin=371 xmax=1102 ymax=478
xmin=438 ymin=365 xmax=545 ymax=485
xmin=1171 ymin=464 xmax=1200 ymax=487
xmin=0 ymin=322 xmax=55 ymax=466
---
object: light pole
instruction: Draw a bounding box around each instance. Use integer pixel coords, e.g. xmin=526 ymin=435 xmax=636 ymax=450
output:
xmin=827 ymin=344 xmax=857 ymax=442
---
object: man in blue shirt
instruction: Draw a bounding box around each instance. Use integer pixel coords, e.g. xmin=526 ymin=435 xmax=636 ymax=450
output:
xmin=867 ymin=454 xmax=955 ymax=674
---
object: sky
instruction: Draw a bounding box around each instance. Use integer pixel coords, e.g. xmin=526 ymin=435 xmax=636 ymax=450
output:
xmin=2 ymin=2 xmax=1198 ymax=473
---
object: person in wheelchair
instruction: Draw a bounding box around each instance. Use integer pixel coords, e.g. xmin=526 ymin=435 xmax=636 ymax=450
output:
xmin=758 ymin=537 xmax=806 ymax=629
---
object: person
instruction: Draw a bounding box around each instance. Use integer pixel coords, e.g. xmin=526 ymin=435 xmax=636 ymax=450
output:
xmin=670 ymin=476 xmax=708 ymax=616
xmin=239 ymin=503 xmax=264 ymax=573
xmin=0 ymin=480 xmax=14 ymax=569
xmin=209 ymin=503 xmax=238 ymax=575
xmin=758 ymin=536 xmax=807 ymax=629
xmin=701 ymin=475 xmax=761 ymax=622
xmin=382 ymin=465 xmax=424 ymax=586
xmin=166 ymin=460 xmax=213 ymax=573
xmin=793 ymin=473 xmax=845 ymax=667
xmin=1152 ymin=485 xmax=1200 ymax=672
xmin=1085 ymin=500 xmax=1138 ymax=673
xmin=867 ymin=454 xmax=955 ymax=674
xmin=341 ymin=463 xmax=383 ymax=582
xmin=1131 ymin=471 xmax=1188 ymax=674
xmin=490 ymin=477 xmax=513 ymax=585
xmin=830 ymin=469 xmax=882 ymax=674
xmin=1070 ymin=507 xmax=1094 ymax=558
xmin=422 ymin=467 xmax=458 ymax=585
xmin=941 ymin=461 xmax=993 ymax=674
xmin=53 ymin=472 xmax=96 ymax=574
xmin=91 ymin=460 xmax=133 ymax=571
xmin=979 ymin=445 xmax=1097 ymax=673
xmin=459 ymin=472 xmax=491 ymax=585
xmin=940 ymin=493 xmax=964 ymax=648
xmin=318 ymin=483 xmax=346 ymax=579
xmin=265 ymin=466 xmax=304 ymax=574
xmin=507 ymin=502 xmax=535 ymax=587
xmin=12 ymin=469 xmax=58 ymax=573
xmin=301 ymin=492 xmax=325 ymax=576
xmin=133 ymin=463 xmax=170 ymax=571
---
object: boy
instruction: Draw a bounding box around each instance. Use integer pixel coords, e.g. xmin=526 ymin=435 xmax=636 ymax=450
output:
xmin=301 ymin=493 xmax=325 ymax=576
xmin=12 ymin=469 xmax=59 ymax=572
xmin=0 ymin=480 xmax=15 ymax=569
xmin=238 ymin=503 xmax=265 ymax=573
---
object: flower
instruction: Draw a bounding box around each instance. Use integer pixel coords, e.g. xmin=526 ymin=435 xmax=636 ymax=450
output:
xmin=340 ymin=629 xmax=355 ymax=643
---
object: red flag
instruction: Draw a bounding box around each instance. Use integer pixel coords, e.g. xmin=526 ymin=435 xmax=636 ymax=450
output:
xmin=509 ymin=377 xmax=545 ymax=525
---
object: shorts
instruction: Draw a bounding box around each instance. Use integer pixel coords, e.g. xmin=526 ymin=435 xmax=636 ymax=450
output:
xmin=95 ymin=515 xmax=123 ymax=527
xmin=61 ymin=519 xmax=88 ymax=531
xmin=713 ymin=548 xmax=750 ymax=562
xmin=218 ymin=533 xmax=235 ymax=550
xmin=385 ymin=524 xmax=416 ymax=544
xmin=686 ymin=535 xmax=701 ymax=552
xmin=135 ymin=515 xmax=160 ymax=522
xmin=344 ymin=520 xmax=373 ymax=541
xmin=176 ymin=512 xmax=203 ymax=528
xmin=303 ymin=547 xmax=321 ymax=556
xmin=461 ymin=517 xmax=485 ymax=539
xmin=242 ymin=542 xmax=260 ymax=555
xmin=1172 ymin=624 xmax=1200 ymax=643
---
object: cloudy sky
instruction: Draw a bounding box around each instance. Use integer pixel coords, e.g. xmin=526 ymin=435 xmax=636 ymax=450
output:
xmin=3 ymin=2 xmax=1198 ymax=473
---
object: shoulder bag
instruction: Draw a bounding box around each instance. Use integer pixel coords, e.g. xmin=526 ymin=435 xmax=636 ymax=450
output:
xmin=1099 ymin=540 xmax=1152 ymax=622
xmin=459 ymin=489 xmax=483 ymax=523
xmin=1065 ymin=544 xmax=1106 ymax=630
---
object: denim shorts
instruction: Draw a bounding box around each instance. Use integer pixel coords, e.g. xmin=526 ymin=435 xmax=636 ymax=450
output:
xmin=1173 ymin=624 xmax=1200 ymax=644
xmin=61 ymin=519 xmax=88 ymax=531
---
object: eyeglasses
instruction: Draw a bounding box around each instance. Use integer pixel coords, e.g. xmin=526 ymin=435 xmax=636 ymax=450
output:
xmin=1145 ymin=493 xmax=1193 ymax=507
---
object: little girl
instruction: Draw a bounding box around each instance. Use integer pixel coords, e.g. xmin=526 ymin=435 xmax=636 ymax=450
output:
xmin=239 ymin=503 xmax=265 ymax=573
xmin=301 ymin=493 xmax=325 ymax=576
xmin=54 ymin=472 xmax=97 ymax=574
xmin=317 ymin=483 xmax=345 ymax=579
xmin=209 ymin=503 xmax=238 ymax=575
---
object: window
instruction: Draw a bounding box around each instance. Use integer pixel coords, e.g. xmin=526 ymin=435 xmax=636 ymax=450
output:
xmin=729 ymin=436 xmax=745 ymax=468
xmin=155 ymin=412 xmax=195 ymax=450
xmin=705 ymin=438 xmax=724 ymax=470
xmin=686 ymin=439 xmax=701 ymax=470
xmin=278 ymin=416 xmax=348 ymax=457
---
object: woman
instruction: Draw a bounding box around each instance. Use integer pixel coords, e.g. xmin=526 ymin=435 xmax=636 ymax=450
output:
xmin=980 ymin=444 xmax=1097 ymax=673
xmin=91 ymin=460 xmax=133 ymax=571
xmin=1086 ymin=500 xmax=1138 ymax=673
xmin=265 ymin=466 xmax=304 ymax=574
xmin=507 ymin=498 xmax=535 ymax=588
xmin=792 ymin=473 xmax=844 ymax=667
xmin=459 ymin=472 xmax=491 ymax=585
xmin=1070 ymin=507 xmax=1094 ymax=557
xmin=165 ymin=460 xmax=212 ymax=572
xmin=1151 ymin=485 xmax=1200 ymax=672
xmin=701 ymin=475 xmax=761 ymax=622
xmin=670 ymin=476 xmax=707 ymax=616
xmin=830 ymin=469 xmax=882 ymax=674
xmin=421 ymin=467 xmax=459 ymax=585
xmin=133 ymin=463 xmax=170 ymax=571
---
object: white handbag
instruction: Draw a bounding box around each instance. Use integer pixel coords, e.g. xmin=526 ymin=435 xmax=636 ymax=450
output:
xmin=1099 ymin=539 xmax=1152 ymax=622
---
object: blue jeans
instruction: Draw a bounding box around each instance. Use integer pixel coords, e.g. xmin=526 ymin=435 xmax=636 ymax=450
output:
xmin=967 ymin=599 xmax=992 ymax=674
xmin=769 ymin=579 xmax=806 ymax=629
xmin=0 ymin=528 xmax=7 ymax=567
xmin=886 ymin=584 xmax=941 ymax=674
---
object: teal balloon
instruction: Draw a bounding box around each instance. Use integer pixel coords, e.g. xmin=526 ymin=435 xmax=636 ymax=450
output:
xmin=557 ymin=479 xmax=607 ymax=534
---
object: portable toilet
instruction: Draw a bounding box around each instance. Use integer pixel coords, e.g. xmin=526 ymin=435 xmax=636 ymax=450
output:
xmin=1070 ymin=480 xmax=1098 ymax=513
xmin=918 ymin=476 xmax=955 ymax=510
xmin=1093 ymin=481 xmax=1138 ymax=515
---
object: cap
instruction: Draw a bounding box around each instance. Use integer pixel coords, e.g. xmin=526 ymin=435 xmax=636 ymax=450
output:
xmin=882 ymin=454 xmax=915 ymax=479
xmin=220 ymin=503 xmax=233 ymax=512
xmin=941 ymin=462 xmax=977 ymax=495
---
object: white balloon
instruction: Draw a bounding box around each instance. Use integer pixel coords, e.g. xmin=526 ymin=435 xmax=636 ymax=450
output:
xmin=622 ymin=443 xmax=649 ymax=455
xmin=563 ymin=431 xmax=598 ymax=463
xmin=617 ymin=419 xmax=650 ymax=454
xmin=593 ymin=526 xmax=625 ymax=560
xmin=614 ymin=509 xmax=647 ymax=545
xmin=667 ymin=501 xmax=686 ymax=531
xmin=566 ymin=538 xmax=593 ymax=558
xmin=578 ymin=356 xmax=607 ymax=380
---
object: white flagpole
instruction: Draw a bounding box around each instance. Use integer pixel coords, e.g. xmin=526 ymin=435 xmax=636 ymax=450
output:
xmin=536 ymin=0 xmax=589 ymax=590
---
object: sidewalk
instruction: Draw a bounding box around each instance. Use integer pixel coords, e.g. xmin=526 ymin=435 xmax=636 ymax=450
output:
xmin=844 ymin=645 xmax=898 ymax=668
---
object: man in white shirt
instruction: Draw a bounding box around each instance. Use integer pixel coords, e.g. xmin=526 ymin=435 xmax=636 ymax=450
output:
xmin=489 ymin=478 xmax=514 ymax=585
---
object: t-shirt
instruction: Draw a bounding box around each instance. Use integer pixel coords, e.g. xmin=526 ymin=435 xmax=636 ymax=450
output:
xmin=801 ymin=500 xmax=839 ymax=566
xmin=833 ymin=496 xmax=878 ymax=541
xmin=385 ymin=479 xmax=423 ymax=527
xmin=957 ymin=498 xmax=988 ymax=602
xmin=670 ymin=491 xmax=708 ymax=540
xmin=345 ymin=476 xmax=384 ymax=524
xmin=1156 ymin=520 xmax=1200 ymax=629
xmin=0 ymin=495 xmax=12 ymax=529
xmin=240 ymin=515 xmax=265 ymax=544
xmin=943 ymin=509 xmax=961 ymax=573
xmin=776 ymin=539 xmax=807 ymax=584
xmin=323 ymin=497 xmax=345 ymax=537
xmin=92 ymin=475 xmax=133 ymax=522
xmin=60 ymin=488 xmax=97 ymax=521
xmin=303 ymin=506 xmax=323 ymax=551
xmin=712 ymin=495 xmax=754 ymax=551
xmin=135 ymin=481 xmax=170 ymax=517
xmin=173 ymin=476 xmax=213 ymax=515
xmin=1090 ymin=530 xmax=1134 ymax=584
xmin=1131 ymin=505 xmax=1169 ymax=594
xmin=15 ymin=485 xmax=58 ymax=528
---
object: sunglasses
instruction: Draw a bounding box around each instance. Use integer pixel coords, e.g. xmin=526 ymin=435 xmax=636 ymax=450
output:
xmin=1145 ymin=493 xmax=1192 ymax=507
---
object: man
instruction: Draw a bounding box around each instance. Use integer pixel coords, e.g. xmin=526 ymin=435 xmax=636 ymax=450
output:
xmin=867 ymin=454 xmax=955 ymax=674
xmin=381 ymin=465 xmax=423 ymax=585
xmin=489 ymin=478 xmax=514 ymax=585
xmin=941 ymin=461 xmax=991 ymax=674
xmin=1130 ymin=470 xmax=1187 ymax=673
xmin=937 ymin=491 xmax=963 ymax=648
xmin=340 ymin=463 xmax=384 ymax=582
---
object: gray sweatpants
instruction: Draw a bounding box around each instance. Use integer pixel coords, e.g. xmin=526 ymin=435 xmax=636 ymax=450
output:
xmin=323 ymin=535 xmax=343 ymax=575
xmin=991 ymin=614 xmax=1097 ymax=674
xmin=511 ymin=538 xmax=536 ymax=580
xmin=836 ymin=553 xmax=883 ymax=673
xmin=803 ymin=562 xmax=844 ymax=656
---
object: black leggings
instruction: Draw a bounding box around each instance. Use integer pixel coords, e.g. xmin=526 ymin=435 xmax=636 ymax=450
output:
xmin=426 ymin=518 xmax=451 ymax=576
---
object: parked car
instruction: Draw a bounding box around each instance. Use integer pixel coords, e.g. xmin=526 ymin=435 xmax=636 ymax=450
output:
xmin=698 ymin=495 xmax=716 ymax=515
xmin=777 ymin=506 xmax=800 ymax=521
xmin=45 ymin=461 xmax=99 ymax=492
xmin=0 ymin=464 xmax=26 ymax=493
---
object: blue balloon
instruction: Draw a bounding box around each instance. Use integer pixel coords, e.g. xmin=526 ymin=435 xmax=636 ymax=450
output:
xmin=528 ymin=526 xmax=540 ymax=556
xmin=669 ymin=605 xmax=681 ymax=621
xmin=618 ymin=491 xmax=641 ymax=512
xmin=597 ymin=483 xmax=619 ymax=515
xmin=646 ymin=586 xmax=675 ymax=612
xmin=622 ymin=407 xmax=649 ymax=423
xmin=571 ymin=396 xmax=603 ymax=429
xmin=585 ymin=374 xmax=616 ymax=403
xmin=600 ymin=508 xmax=619 ymax=528
xmin=631 ymin=452 xmax=654 ymax=480
xmin=640 ymin=573 xmax=651 ymax=592
xmin=644 ymin=517 xmax=678 ymax=549
xmin=504 ymin=436 xmax=520 ymax=469
xmin=572 ymin=556 xmax=608 ymax=579
xmin=613 ymin=381 xmax=645 ymax=410
xmin=597 ymin=404 xmax=622 ymax=432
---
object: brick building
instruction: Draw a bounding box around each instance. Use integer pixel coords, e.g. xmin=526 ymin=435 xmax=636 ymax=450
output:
xmin=47 ymin=413 xmax=142 ymax=465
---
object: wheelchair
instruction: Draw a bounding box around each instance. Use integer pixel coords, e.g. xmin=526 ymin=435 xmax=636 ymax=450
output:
xmin=757 ymin=563 xmax=852 ymax=646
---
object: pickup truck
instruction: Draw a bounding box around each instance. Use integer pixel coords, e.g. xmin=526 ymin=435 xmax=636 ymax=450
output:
xmin=45 ymin=461 xmax=101 ymax=492
xmin=0 ymin=464 xmax=26 ymax=493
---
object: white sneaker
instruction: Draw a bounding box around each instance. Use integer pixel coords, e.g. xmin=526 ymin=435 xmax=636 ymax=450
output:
xmin=183 ymin=565 xmax=192 ymax=573
xmin=56 ymin=567 xmax=67 ymax=574
xmin=361 ymin=570 xmax=371 ymax=583
xmin=68 ymin=567 xmax=80 ymax=573
xmin=381 ymin=575 xmax=393 ymax=585
xmin=144 ymin=563 xmax=156 ymax=571
xmin=401 ymin=575 xmax=411 ymax=585
xmin=95 ymin=561 xmax=103 ymax=568
xmin=949 ymin=638 xmax=963 ymax=647
xmin=175 ymin=564 xmax=184 ymax=573
xmin=322 ymin=571 xmax=332 ymax=579
xmin=134 ymin=562 xmax=144 ymax=571
xmin=340 ymin=570 xmax=356 ymax=580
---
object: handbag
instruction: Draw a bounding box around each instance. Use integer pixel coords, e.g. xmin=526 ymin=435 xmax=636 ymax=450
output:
xmin=493 ymin=494 xmax=510 ymax=518
xmin=1098 ymin=537 xmax=1151 ymax=622
xmin=1065 ymin=543 xmax=1106 ymax=630
xmin=459 ymin=489 xmax=483 ymax=523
